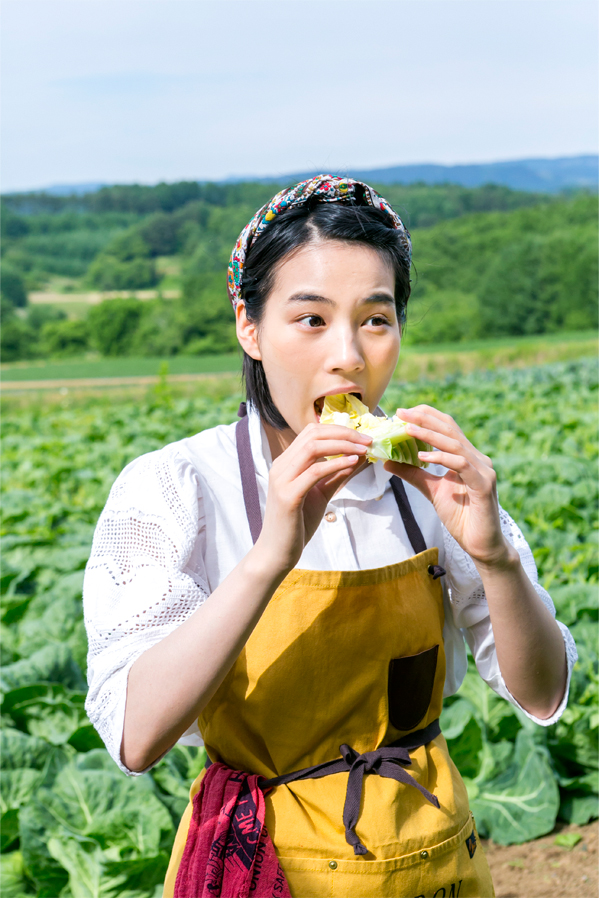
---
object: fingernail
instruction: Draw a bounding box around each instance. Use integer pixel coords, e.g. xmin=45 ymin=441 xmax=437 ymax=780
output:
xmin=418 ymin=451 xmax=430 ymax=459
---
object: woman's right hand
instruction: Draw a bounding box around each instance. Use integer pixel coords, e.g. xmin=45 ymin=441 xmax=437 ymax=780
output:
xmin=255 ymin=423 xmax=372 ymax=575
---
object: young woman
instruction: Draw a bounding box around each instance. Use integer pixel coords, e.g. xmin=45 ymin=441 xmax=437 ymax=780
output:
xmin=84 ymin=176 xmax=576 ymax=898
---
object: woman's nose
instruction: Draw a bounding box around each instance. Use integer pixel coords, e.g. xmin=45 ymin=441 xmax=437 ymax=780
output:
xmin=325 ymin=329 xmax=365 ymax=373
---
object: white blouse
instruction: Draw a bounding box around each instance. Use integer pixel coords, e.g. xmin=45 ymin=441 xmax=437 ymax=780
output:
xmin=83 ymin=405 xmax=577 ymax=776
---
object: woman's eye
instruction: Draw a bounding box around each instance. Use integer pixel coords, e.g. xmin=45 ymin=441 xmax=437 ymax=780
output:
xmin=300 ymin=314 xmax=325 ymax=328
xmin=365 ymin=315 xmax=390 ymax=326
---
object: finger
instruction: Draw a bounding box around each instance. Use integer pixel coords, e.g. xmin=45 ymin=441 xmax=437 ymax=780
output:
xmin=292 ymin=455 xmax=361 ymax=498
xmin=300 ymin=423 xmax=372 ymax=445
xmin=403 ymin=424 xmax=490 ymax=468
xmin=399 ymin=414 xmax=492 ymax=467
xmin=415 ymin=450 xmax=491 ymax=491
xmin=396 ymin=405 xmax=461 ymax=434
xmin=276 ymin=439 xmax=369 ymax=482
xmin=384 ymin=461 xmax=442 ymax=504
xmin=275 ymin=424 xmax=371 ymax=475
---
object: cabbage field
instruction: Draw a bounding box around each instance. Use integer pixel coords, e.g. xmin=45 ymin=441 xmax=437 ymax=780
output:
xmin=1 ymin=357 xmax=597 ymax=897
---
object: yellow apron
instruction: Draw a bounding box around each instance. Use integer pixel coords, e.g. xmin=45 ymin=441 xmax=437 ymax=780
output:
xmin=164 ymin=415 xmax=495 ymax=898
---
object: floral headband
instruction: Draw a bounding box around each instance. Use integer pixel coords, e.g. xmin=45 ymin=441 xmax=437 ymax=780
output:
xmin=227 ymin=174 xmax=411 ymax=310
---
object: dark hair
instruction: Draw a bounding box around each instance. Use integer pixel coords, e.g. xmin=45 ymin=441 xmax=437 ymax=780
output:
xmin=241 ymin=201 xmax=411 ymax=429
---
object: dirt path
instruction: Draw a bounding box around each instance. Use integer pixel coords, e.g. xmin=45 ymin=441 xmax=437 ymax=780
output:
xmin=483 ymin=821 xmax=598 ymax=898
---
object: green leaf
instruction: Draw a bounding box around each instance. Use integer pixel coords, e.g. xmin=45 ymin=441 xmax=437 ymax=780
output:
xmin=150 ymin=744 xmax=206 ymax=821
xmin=47 ymin=837 xmax=121 ymax=898
xmin=440 ymin=699 xmax=474 ymax=740
xmin=0 ymin=850 xmax=35 ymax=897
xmin=0 ymin=729 xmax=73 ymax=846
xmin=470 ymin=730 xmax=560 ymax=844
xmin=446 ymin=717 xmax=483 ymax=779
xmin=558 ymin=792 xmax=599 ymax=825
xmin=1 ymin=808 xmax=21 ymax=853
xmin=2 ymin=683 xmax=88 ymax=744
xmin=457 ymin=667 xmax=521 ymax=738
xmin=47 ymin=836 xmax=169 ymax=898
xmin=1 ymin=727 xmax=55 ymax=771
xmin=19 ymin=761 xmax=174 ymax=892
xmin=554 ymin=831 xmax=582 ymax=848
xmin=0 ymin=645 xmax=85 ymax=694
xmin=1 ymin=769 xmax=45 ymax=814
xmin=68 ymin=725 xmax=105 ymax=753
xmin=550 ymin=582 xmax=598 ymax=626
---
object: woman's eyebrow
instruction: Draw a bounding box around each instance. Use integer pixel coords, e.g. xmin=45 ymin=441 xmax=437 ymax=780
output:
xmin=286 ymin=292 xmax=395 ymax=306
xmin=286 ymin=292 xmax=335 ymax=306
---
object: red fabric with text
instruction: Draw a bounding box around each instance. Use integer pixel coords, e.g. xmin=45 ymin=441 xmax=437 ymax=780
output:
xmin=173 ymin=761 xmax=291 ymax=898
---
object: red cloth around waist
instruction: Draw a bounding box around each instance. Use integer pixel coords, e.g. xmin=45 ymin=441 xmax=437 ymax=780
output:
xmin=173 ymin=761 xmax=291 ymax=898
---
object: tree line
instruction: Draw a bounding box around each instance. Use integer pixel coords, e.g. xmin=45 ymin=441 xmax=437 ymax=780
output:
xmin=1 ymin=182 xmax=596 ymax=363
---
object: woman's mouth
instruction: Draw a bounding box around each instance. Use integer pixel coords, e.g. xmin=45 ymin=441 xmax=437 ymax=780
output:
xmin=313 ymin=392 xmax=362 ymax=422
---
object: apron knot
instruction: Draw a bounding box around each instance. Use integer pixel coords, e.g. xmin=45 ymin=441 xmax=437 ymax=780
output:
xmin=428 ymin=564 xmax=446 ymax=579
xmin=339 ymin=743 xmax=436 ymax=855
xmin=237 ymin=401 xmax=248 ymax=417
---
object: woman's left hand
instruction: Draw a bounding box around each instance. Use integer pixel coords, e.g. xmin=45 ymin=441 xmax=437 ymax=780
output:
xmin=384 ymin=405 xmax=510 ymax=568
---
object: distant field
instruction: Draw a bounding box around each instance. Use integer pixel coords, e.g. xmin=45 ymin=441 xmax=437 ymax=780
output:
xmin=2 ymin=331 xmax=596 ymax=390
xmin=28 ymin=289 xmax=181 ymax=304
xmin=1 ymin=353 xmax=243 ymax=381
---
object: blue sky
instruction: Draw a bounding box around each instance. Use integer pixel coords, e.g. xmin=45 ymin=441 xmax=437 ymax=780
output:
xmin=2 ymin=0 xmax=597 ymax=192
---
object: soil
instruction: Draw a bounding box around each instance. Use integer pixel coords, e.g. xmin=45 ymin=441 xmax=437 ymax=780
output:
xmin=482 ymin=820 xmax=598 ymax=898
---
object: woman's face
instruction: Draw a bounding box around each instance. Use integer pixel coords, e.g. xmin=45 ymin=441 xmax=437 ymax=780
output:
xmin=237 ymin=239 xmax=401 ymax=440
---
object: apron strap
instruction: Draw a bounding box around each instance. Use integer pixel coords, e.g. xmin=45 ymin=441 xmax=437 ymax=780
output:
xmin=235 ymin=411 xmax=263 ymax=546
xmin=389 ymin=475 xmax=426 ymax=554
xmin=235 ymin=412 xmax=445 ymax=575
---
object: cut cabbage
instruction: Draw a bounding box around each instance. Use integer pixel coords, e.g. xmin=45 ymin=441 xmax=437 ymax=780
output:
xmin=320 ymin=393 xmax=432 ymax=467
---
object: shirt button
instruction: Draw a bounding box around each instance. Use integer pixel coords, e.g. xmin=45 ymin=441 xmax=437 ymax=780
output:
xmin=325 ymin=512 xmax=337 ymax=523
xmin=329 ymin=860 xmax=338 ymax=870
xmin=420 ymin=850 xmax=429 ymax=859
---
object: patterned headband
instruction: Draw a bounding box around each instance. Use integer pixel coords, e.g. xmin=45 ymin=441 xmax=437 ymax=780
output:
xmin=227 ymin=174 xmax=411 ymax=310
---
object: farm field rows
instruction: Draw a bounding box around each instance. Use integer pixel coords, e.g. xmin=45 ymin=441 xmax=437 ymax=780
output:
xmin=1 ymin=357 xmax=597 ymax=897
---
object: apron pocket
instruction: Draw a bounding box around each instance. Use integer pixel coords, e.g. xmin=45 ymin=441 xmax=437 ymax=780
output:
xmin=388 ymin=645 xmax=439 ymax=731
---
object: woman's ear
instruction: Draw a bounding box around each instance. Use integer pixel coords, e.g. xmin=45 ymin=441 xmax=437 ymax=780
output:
xmin=236 ymin=301 xmax=262 ymax=360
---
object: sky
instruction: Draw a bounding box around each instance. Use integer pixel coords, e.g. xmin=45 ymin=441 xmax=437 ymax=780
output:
xmin=2 ymin=0 xmax=598 ymax=192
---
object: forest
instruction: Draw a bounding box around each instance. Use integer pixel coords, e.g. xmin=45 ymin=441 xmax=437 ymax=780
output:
xmin=1 ymin=181 xmax=597 ymax=363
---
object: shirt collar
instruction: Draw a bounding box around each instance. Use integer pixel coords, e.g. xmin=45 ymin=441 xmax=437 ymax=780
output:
xmin=248 ymin=403 xmax=393 ymax=501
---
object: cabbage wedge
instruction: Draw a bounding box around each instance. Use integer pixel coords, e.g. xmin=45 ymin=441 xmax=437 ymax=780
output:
xmin=320 ymin=393 xmax=432 ymax=467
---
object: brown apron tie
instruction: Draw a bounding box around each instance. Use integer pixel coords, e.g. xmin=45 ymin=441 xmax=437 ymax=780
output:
xmin=263 ymin=718 xmax=441 ymax=855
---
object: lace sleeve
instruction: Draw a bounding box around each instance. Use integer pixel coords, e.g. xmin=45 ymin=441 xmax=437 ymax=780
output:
xmin=443 ymin=506 xmax=578 ymax=726
xmin=83 ymin=445 xmax=210 ymax=775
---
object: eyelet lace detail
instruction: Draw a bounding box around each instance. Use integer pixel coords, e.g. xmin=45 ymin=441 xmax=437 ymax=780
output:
xmin=83 ymin=446 xmax=209 ymax=774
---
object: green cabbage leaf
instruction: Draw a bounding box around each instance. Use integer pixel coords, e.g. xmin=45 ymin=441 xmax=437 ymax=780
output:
xmin=320 ymin=393 xmax=432 ymax=466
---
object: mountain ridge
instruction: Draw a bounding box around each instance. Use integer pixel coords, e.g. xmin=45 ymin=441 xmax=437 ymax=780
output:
xmin=6 ymin=154 xmax=597 ymax=197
